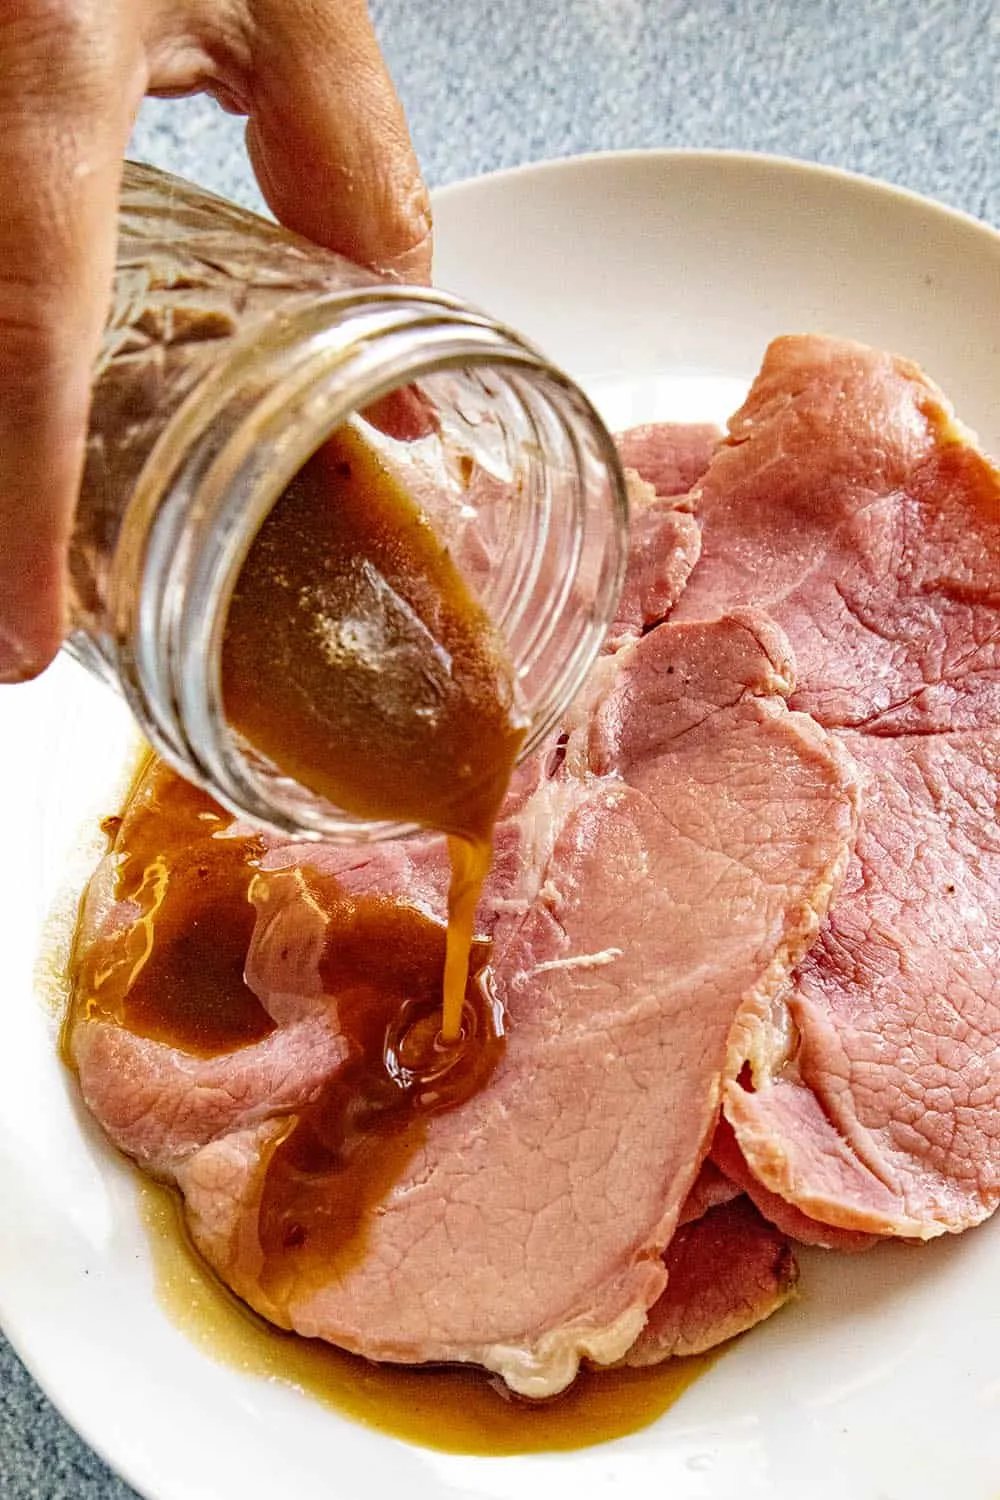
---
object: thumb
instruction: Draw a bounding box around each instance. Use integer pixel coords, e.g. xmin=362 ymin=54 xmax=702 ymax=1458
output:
xmin=243 ymin=0 xmax=432 ymax=284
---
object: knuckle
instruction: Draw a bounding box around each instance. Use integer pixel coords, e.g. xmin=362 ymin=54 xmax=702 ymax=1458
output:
xmin=404 ymin=172 xmax=434 ymax=240
xmin=145 ymin=1 xmax=254 ymax=98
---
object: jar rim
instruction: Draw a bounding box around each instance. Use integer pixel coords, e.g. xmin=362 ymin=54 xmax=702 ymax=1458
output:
xmin=109 ymin=285 xmax=628 ymax=842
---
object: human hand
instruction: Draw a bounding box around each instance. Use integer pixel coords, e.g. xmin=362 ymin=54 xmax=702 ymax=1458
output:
xmin=0 ymin=0 xmax=431 ymax=681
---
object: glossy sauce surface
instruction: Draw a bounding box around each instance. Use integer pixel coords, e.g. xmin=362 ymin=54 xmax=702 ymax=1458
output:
xmin=68 ymin=758 xmax=506 ymax=1283
xmin=255 ymin=875 xmax=505 ymax=1293
xmin=221 ymin=425 xmax=527 ymax=1040
xmin=140 ymin=1176 xmax=716 ymax=1456
xmin=69 ymin=763 xmax=273 ymax=1056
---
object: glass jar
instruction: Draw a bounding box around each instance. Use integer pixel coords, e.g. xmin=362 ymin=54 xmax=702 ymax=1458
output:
xmin=67 ymin=162 xmax=628 ymax=842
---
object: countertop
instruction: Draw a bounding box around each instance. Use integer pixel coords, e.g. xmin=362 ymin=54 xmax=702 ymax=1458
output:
xmin=2 ymin=0 xmax=998 ymax=1494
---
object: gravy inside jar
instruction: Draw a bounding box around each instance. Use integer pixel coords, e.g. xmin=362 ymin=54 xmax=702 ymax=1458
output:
xmin=221 ymin=424 xmax=528 ymax=1042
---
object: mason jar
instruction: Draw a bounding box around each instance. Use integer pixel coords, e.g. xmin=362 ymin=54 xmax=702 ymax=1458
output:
xmin=66 ymin=162 xmax=629 ymax=842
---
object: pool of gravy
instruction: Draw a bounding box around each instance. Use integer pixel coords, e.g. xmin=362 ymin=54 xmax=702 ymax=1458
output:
xmin=255 ymin=869 xmax=504 ymax=1293
xmin=139 ymin=1177 xmax=717 ymax=1456
xmin=67 ymin=761 xmax=273 ymax=1055
xmin=221 ymin=423 xmax=528 ymax=1042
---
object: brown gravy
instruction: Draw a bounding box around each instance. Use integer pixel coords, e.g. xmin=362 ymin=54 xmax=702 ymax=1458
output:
xmin=69 ymin=760 xmax=715 ymax=1453
xmin=255 ymin=872 xmax=505 ymax=1293
xmin=67 ymin=756 xmax=509 ymax=1272
xmin=69 ymin=765 xmax=273 ymax=1056
xmin=68 ymin=756 xmax=506 ymax=1277
xmin=140 ymin=1177 xmax=716 ymax=1455
xmin=221 ymin=424 xmax=527 ymax=1041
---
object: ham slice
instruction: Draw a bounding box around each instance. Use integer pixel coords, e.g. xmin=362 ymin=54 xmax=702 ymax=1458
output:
xmin=607 ymin=423 xmax=718 ymax=647
xmin=607 ymin=471 xmax=701 ymax=648
xmin=616 ymin=422 xmax=721 ymax=499
xmin=710 ymin=1117 xmax=876 ymax=1252
xmin=626 ymin=1196 xmax=798 ymax=1364
xmin=673 ymin=335 xmax=1000 ymax=1239
xmin=72 ymin=606 xmax=857 ymax=1395
xmin=625 ymin=1163 xmax=798 ymax=1365
xmin=677 ymin=1159 xmax=742 ymax=1225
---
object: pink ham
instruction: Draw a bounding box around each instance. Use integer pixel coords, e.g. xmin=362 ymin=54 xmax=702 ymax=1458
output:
xmin=626 ymin=1196 xmax=798 ymax=1364
xmin=605 ymin=423 xmax=719 ymax=647
xmin=673 ymin=335 xmax=1000 ymax=1239
xmin=74 ymin=609 xmax=857 ymax=1395
xmin=616 ymin=422 xmax=720 ymax=499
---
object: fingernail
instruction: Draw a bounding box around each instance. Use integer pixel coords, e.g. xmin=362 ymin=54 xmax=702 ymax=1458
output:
xmin=363 ymin=387 xmax=439 ymax=443
xmin=378 ymin=188 xmax=434 ymax=287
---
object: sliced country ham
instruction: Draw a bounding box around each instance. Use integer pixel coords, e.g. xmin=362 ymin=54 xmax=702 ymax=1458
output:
xmin=607 ymin=472 xmax=701 ymax=648
xmin=677 ymin=1159 xmax=742 ymax=1226
xmin=616 ymin=422 xmax=720 ymax=499
xmin=72 ymin=607 xmax=857 ymax=1396
xmin=625 ymin=1196 xmax=798 ymax=1364
xmin=626 ymin=1162 xmax=798 ymax=1365
xmin=710 ymin=1117 xmax=876 ymax=1252
xmin=607 ymin=422 xmax=718 ymax=647
xmin=673 ymin=335 xmax=1000 ymax=1239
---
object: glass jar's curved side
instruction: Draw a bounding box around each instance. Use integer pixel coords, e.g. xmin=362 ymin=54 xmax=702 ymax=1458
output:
xmin=68 ymin=162 xmax=630 ymax=844
xmin=70 ymin=160 xmax=379 ymax=643
xmin=106 ymin=291 xmax=628 ymax=841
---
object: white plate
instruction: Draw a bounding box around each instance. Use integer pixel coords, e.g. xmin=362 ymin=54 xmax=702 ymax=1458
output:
xmin=3 ymin=150 xmax=1000 ymax=1500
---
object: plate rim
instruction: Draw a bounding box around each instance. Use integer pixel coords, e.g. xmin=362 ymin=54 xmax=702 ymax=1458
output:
xmin=432 ymin=144 xmax=1000 ymax=252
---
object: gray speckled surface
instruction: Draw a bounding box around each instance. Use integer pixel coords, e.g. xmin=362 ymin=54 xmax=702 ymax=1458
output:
xmin=2 ymin=0 xmax=999 ymax=1494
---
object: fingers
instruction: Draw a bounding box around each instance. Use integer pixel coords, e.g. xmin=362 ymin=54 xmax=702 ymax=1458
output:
xmin=0 ymin=0 xmax=427 ymax=684
xmin=362 ymin=389 xmax=439 ymax=443
xmin=0 ymin=2 xmax=142 ymax=679
xmin=242 ymin=0 xmax=432 ymax=283
xmin=146 ymin=0 xmax=436 ymax=442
